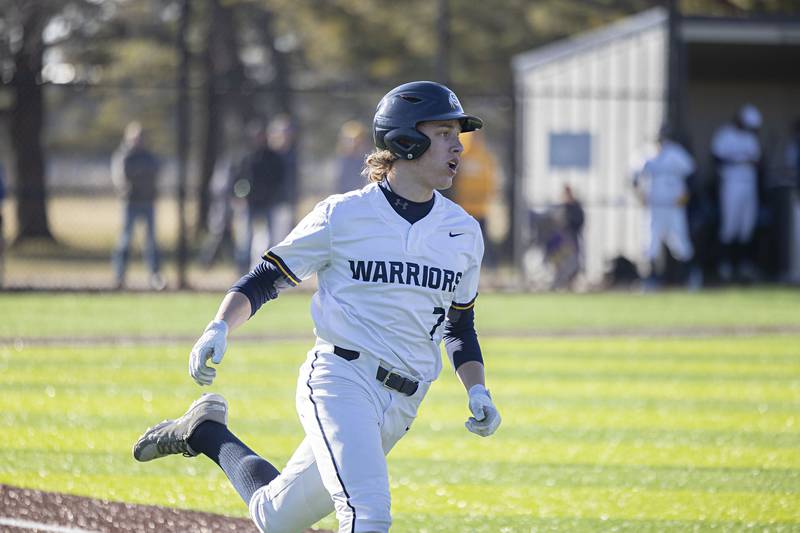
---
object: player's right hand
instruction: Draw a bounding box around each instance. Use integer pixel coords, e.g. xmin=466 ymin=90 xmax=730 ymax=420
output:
xmin=189 ymin=319 xmax=229 ymax=386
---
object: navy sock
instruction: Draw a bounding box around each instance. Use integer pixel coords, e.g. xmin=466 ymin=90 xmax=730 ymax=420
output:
xmin=187 ymin=421 xmax=279 ymax=504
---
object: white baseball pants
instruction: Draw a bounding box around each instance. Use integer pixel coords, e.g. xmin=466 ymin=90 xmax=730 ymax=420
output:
xmin=249 ymin=342 xmax=428 ymax=533
xmin=719 ymin=178 xmax=758 ymax=244
xmin=645 ymin=206 xmax=694 ymax=262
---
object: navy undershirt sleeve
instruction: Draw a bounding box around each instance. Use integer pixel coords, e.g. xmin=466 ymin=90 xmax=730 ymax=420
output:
xmin=229 ymin=260 xmax=288 ymax=316
xmin=443 ymin=307 xmax=484 ymax=370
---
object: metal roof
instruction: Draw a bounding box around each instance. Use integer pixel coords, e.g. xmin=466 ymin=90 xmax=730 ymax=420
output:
xmin=512 ymin=7 xmax=667 ymax=73
xmin=513 ymin=7 xmax=800 ymax=73
xmin=682 ymin=16 xmax=800 ymax=45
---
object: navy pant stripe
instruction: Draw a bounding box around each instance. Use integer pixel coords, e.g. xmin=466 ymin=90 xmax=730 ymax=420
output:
xmin=306 ymin=352 xmax=356 ymax=532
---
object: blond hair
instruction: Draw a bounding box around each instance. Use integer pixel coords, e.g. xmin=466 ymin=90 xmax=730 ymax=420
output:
xmin=362 ymin=149 xmax=397 ymax=183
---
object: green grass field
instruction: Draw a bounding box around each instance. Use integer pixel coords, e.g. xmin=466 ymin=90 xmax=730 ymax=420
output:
xmin=1 ymin=289 xmax=799 ymax=531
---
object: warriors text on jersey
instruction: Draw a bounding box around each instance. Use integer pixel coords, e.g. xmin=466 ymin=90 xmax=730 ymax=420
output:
xmin=264 ymin=182 xmax=484 ymax=382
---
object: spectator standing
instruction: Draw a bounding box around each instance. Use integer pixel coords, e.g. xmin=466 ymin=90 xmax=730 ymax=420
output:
xmin=555 ymin=184 xmax=585 ymax=288
xmin=269 ymin=115 xmax=298 ymax=235
xmin=789 ymin=119 xmax=800 ymax=190
xmin=760 ymin=118 xmax=798 ymax=282
xmin=111 ymin=122 xmax=164 ymax=290
xmin=233 ymin=121 xmax=287 ymax=274
xmin=0 ymin=159 xmax=5 ymax=287
xmin=334 ymin=120 xmax=370 ymax=193
xmin=711 ymin=104 xmax=763 ymax=283
xmin=685 ymin=153 xmax=717 ymax=290
xmin=633 ymin=125 xmax=696 ymax=289
xmin=449 ymin=129 xmax=501 ymax=267
xmin=783 ymin=118 xmax=800 ymax=283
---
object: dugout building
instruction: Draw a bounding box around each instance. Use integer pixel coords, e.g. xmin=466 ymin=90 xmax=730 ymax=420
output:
xmin=512 ymin=6 xmax=800 ymax=285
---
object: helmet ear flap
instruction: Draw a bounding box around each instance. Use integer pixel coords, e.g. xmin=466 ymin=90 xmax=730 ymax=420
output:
xmin=383 ymin=128 xmax=431 ymax=160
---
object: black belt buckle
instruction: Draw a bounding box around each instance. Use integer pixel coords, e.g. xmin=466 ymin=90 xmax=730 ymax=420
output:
xmin=377 ymin=366 xmax=418 ymax=396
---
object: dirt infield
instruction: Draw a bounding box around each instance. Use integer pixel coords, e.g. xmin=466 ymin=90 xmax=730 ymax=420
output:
xmin=0 ymin=485 xmax=331 ymax=533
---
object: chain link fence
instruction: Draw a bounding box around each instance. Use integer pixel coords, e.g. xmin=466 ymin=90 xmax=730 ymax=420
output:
xmin=0 ymin=83 xmax=515 ymax=291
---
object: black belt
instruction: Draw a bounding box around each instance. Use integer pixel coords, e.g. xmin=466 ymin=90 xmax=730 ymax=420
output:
xmin=333 ymin=345 xmax=419 ymax=396
xmin=376 ymin=365 xmax=419 ymax=396
xmin=333 ymin=345 xmax=360 ymax=361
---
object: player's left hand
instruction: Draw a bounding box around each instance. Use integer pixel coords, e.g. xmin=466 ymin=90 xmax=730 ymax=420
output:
xmin=465 ymin=384 xmax=501 ymax=437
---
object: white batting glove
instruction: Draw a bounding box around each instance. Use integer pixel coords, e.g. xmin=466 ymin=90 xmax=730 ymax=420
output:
xmin=465 ymin=384 xmax=501 ymax=437
xmin=189 ymin=319 xmax=229 ymax=386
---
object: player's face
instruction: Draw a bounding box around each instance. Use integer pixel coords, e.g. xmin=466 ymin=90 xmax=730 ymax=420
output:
xmin=414 ymin=120 xmax=463 ymax=191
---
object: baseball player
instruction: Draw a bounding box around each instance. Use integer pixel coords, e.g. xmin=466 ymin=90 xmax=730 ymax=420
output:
xmin=633 ymin=124 xmax=696 ymax=288
xmin=133 ymin=81 xmax=501 ymax=533
xmin=711 ymin=104 xmax=763 ymax=282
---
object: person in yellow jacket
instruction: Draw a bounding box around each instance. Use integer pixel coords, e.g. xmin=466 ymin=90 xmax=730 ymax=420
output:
xmin=450 ymin=129 xmax=501 ymax=266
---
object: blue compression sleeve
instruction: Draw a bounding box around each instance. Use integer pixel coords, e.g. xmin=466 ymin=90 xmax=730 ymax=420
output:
xmin=229 ymin=260 xmax=289 ymax=316
xmin=443 ymin=307 xmax=484 ymax=370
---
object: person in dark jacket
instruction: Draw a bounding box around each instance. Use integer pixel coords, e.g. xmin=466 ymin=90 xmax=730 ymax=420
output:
xmin=233 ymin=121 xmax=287 ymax=274
xmin=0 ymin=160 xmax=5 ymax=287
xmin=111 ymin=121 xmax=164 ymax=290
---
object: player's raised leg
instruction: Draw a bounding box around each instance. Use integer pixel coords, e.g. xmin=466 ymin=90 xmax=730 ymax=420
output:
xmin=133 ymin=393 xmax=280 ymax=505
xmin=249 ymin=437 xmax=336 ymax=532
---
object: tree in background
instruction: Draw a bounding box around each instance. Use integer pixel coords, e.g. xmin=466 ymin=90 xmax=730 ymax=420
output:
xmin=1 ymin=0 xmax=110 ymax=243
xmin=2 ymin=0 xmax=795 ymax=245
xmin=7 ymin=2 xmax=55 ymax=242
xmin=196 ymin=0 xmax=300 ymax=233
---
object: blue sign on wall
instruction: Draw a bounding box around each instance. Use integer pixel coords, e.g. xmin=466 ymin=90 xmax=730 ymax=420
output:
xmin=549 ymin=132 xmax=592 ymax=169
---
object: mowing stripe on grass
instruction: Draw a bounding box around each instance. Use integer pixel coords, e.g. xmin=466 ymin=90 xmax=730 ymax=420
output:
xmin=2 ymin=318 xmax=799 ymax=530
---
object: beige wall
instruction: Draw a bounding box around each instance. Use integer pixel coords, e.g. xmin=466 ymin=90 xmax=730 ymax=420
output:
xmin=518 ymin=22 xmax=667 ymax=283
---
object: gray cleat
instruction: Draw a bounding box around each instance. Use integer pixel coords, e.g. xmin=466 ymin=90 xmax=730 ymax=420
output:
xmin=133 ymin=393 xmax=228 ymax=462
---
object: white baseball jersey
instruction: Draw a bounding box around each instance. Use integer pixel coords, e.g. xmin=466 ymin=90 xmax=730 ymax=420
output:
xmin=712 ymin=124 xmax=760 ymax=183
xmin=265 ymin=181 xmax=484 ymax=382
xmin=712 ymin=124 xmax=761 ymax=243
xmin=633 ymin=141 xmax=695 ymax=262
xmin=637 ymin=140 xmax=695 ymax=207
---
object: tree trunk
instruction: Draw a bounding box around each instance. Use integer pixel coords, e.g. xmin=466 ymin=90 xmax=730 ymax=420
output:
xmin=258 ymin=8 xmax=293 ymax=117
xmin=258 ymin=8 xmax=298 ymax=207
xmin=175 ymin=0 xmax=191 ymax=288
xmin=436 ymin=0 xmax=450 ymax=86
xmin=196 ymin=0 xmax=247 ymax=232
xmin=11 ymin=8 xmax=53 ymax=243
xmin=196 ymin=0 xmax=221 ymax=233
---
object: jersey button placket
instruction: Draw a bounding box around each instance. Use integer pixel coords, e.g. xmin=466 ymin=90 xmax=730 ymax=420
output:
xmin=405 ymin=224 xmax=421 ymax=256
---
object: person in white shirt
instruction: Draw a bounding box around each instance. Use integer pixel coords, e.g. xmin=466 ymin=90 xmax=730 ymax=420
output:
xmin=132 ymin=81 xmax=501 ymax=533
xmin=711 ymin=104 xmax=763 ymax=282
xmin=633 ymin=124 xmax=696 ymax=288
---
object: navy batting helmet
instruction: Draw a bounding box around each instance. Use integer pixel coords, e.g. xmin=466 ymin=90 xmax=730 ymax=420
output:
xmin=373 ymin=81 xmax=483 ymax=160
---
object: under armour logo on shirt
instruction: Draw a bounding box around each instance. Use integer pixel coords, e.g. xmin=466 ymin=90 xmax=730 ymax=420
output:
xmin=395 ymin=198 xmax=409 ymax=210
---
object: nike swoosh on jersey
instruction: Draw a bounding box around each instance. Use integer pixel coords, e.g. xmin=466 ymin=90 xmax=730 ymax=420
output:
xmin=449 ymin=232 xmax=464 ymax=237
